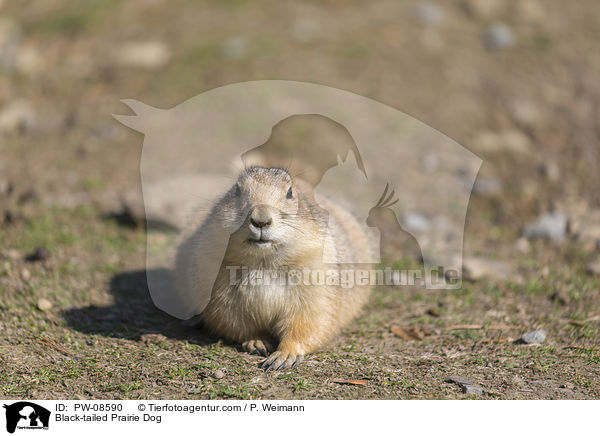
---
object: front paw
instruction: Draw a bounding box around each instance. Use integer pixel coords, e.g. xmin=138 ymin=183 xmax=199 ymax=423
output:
xmin=259 ymin=350 xmax=304 ymax=372
xmin=242 ymin=339 xmax=274 ymax=357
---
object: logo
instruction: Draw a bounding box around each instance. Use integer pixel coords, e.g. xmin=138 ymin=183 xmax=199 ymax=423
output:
xmin=114 ymin=80 xmax=482 ymax=319
xmin=3 ymin=402 xmax=50 ymax=434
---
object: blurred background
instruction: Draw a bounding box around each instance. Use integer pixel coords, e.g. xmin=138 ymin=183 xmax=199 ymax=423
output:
xmin=1 ymin=0 xmax=599 ymax=399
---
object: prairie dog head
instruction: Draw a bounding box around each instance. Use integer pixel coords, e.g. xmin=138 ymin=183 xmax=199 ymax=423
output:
xmin=218 ymin=167 xmax=325 ymax=261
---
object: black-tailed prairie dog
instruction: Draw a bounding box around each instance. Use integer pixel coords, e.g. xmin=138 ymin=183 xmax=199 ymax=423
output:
xmin=176 ymin=167 xmax=372 ymax=371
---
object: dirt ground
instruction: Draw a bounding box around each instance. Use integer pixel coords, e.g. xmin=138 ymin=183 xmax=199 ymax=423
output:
xmin=1 ymin=0 xmax=599 ymax=399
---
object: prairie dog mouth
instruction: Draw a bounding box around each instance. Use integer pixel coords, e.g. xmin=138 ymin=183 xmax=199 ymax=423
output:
xmin=247 ymin=238 xmax=274 ymax=249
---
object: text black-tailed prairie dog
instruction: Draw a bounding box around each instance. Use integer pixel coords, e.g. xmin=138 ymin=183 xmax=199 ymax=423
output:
xmin=176 ymin=167 xmax=372 ymax=371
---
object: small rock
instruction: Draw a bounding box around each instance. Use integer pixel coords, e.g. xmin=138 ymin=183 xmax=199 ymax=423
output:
xmin=471 ymin=129 xmax=531 ymax=154
xmin=515 ymin=237 xmax=531 ymax=254
xmin=291 ymin=18 xmax=319 ymax=43
xmin=0 ymin=99 xmax=36 ymax=133
xmin=0 ymin=178 xmax=12 ymax=196
xmin=447 ymin=375 xmax=484 ymax=395
xmin=402 ymin=212 xmax=431 ymax=232
xmin=523 ymin=211 xmax=567 ymax=242
xmin=570 ymin=209 xmax=600 ymax=250
xmin=508 ymin=99 xmax=541 ymax=128
xmin=472 ymin=177 xmax=502 ymax=195
xmin=462 ymin=0 xmax=503 ymax=19
xmin=0 ymin=18 xmax=22 ymax=70
xmin=521 ymin=329 xmax=547 ymax=344
xmin=212 ymin=370 xmax=225 ymax=379
xmin=484 ymin=23 xmax=516 ymax=50
xmin=540 ymin=161 xmax=560 ymax=182
xmin=15 ymin=44 xmax=43 ymax=75
xmin=586 ymin=258 xmax=600 ymax=276
xmin=114 ymin=41 xmax=171 ymax=70
xmin=414 ymin=2 xmax=444 ymax=27
xmin=462 ymin=257 xmax=512 ymax=281
xmin=560 ymin=382 xmax=575 ymax=389
xmin=25 ymin=247 xmax=51 ymax=262
xmin=37 ymin=298 xmax=52 ymax=311
xmin=20 ymin=268 xmax=30 ymax=281
xmin=1 ymin=248 xmax=20 ymax=260
xmin=462 ymin=384 xmax=484 ymax=396
xmin=221 ymin=36 xmax=248 ymax=60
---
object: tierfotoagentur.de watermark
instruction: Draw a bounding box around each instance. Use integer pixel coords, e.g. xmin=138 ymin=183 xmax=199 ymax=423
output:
xmin=226 ymin=266 xmax=460 ymax=289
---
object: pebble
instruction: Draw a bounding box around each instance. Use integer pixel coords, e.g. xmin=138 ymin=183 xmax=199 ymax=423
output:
xmin=291 ymin=18 xmax=319 ymax=43
xmin=540 ymin=161 xmax=560 ymax=182
xmin=25 ymin=247 xmax=51 ymax=262
xmin=221 ymin=36 xmax=248 ymax=60
xmin=1 ymin=248 xmax=20 ymax=260
xmin=484 ymin=23 xmax=516 ymax=50
xmin=523 ymin=211 xmax=567 ymax=242
xmin=20 ymin=268 xmax=30 ymax=281
xmin=414 ymin=2 xmax=444 ymax=27
xmin=17 ymin=45 xmax=43 ymax=75
xmin=462 ymin=257 xmax=512 ymax=281
xmin=521 ymin=329 xmax=547 ymax=344
xmin=472 ymin=177 xmax=502 ymax=195
xmin=402 ymin=212 xmax=431 ymax=232
xmin=37 ymin=298 xmax=53 ymax=311
xmin=570 ymin=209 xmax=600 ymax=250
xmin=509 ymin=99 xmax=541 ymax=128
xmin=471 ymin=129 xmax=531 ymax=154
xmin=0 ymin=99 xmax=36 ymax=133
xmin=0 ymin=17 xmax=22 ymax=70
xmin=462 ymin=384 xmax=484 ymax=396
xmin=447 ymin=376 xmax=484 ymax=396
xmin=114 ymin=41 xmax=171 ymax=70
xmin=586 ymin=258 xmax=600 ymax=276
xmin=212 ymin=370 xmax=225 ymax=379
xmin=514 ymin=237 xmax=531 ymax=254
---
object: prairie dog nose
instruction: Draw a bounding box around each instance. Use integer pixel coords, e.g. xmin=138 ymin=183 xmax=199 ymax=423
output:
xmin=250 ymin=206 xmax=274 ymax=229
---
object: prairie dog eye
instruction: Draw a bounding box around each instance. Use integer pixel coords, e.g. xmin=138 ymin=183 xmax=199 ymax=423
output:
xmin=286 ymin=186 xmax=293 ymax=199
xmin=234 ymin=184 xmax=241 ymax=196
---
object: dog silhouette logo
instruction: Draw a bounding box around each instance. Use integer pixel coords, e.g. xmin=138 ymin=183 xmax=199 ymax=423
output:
xmin=3 ymin=402 xmax=50 ymax=433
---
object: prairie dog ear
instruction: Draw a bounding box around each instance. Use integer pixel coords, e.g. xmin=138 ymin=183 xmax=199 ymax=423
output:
xmin=113 ymin=99 xmax=162 ymax=133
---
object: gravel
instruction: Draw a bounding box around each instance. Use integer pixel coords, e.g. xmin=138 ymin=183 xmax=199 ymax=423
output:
xmin=484 ymin=23 xmax=516 ymax=50
xmin=523 ymin=211 xmax=567 ymax=242
xmin=37 ymin=298 xmax=53 ymax=311
xmin=521 ymin=329 xmax=547 ymax=344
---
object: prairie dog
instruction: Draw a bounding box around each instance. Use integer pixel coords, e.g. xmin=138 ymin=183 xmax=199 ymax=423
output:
xmin=175 ymin=167 xmax=372 ymax=371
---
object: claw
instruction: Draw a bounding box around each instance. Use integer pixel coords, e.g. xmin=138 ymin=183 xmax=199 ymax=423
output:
xmin=259 ymin=350 xmax=305 ymax=372
xmin=265 ymin=362 xmax=277 ymax=373
xmin=291 ymin=355 xmax=304 ymax=368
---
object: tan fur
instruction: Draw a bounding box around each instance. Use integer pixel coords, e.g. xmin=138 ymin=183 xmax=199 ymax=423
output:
xmin=175 ymin=167 xmax=372 ymax=370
